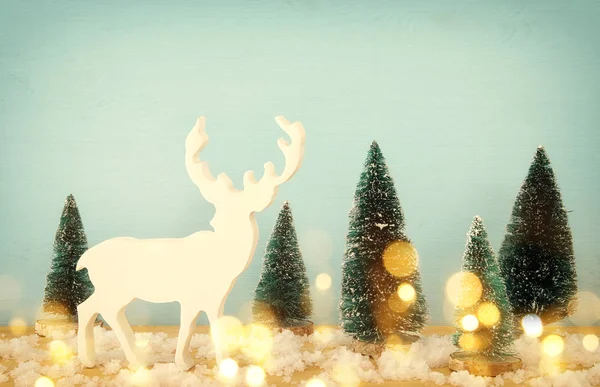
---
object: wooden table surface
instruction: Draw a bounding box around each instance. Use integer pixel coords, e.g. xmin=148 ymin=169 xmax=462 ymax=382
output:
xmin=1 ymin=325 xmax=598 ymax=387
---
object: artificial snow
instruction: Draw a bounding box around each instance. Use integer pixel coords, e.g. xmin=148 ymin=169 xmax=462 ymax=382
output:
xmin=0 ymin=327 xmax=599 ymax=386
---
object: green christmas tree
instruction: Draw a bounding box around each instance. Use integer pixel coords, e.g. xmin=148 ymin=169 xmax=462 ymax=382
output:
xmin=453 ymin=216 xmax=515 ymax=358
xmin=253 ymin=201 xmax=312 ymax=327
xmin=498 ymin=146 xmax=577 ymax=325
xmin=43 ymin=194 xmax=94 ymax=320
xmin=340 ymin=141 xmax=428 ymax=343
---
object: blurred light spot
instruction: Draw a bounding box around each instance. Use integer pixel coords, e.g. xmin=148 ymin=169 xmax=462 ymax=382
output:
xmin=300 ymin=230 xmax=333 ymax=262
xmin=315 ymin=273 xmax=332 ymax=291
xmin=583 ymin=334 xmax=599 ymax=352
xmin=306 ymin=378 xmax=326 ymax=387
xmin=332 ymin=363 xmax=360 ymax=387
xmin=387 ymin=292 xmax=411 ymax=313
xmin=35 ymin=377 xmax=54 ymax=387
xmin=569 ymin=292 xmax=600 ymax=326
xmin=214 ymin=315 xmax=244 ymax=353
xmin=542 ymin=334 xmax=564 ymax=357
xmin=219 ymin=358 xmax=238 ymax=379
xmin=446 ymin=272 xmax=482 ymax=308
xmin=521 ymin=314 xmax=543 ymax=338
xmin=242 ymin=324 xmax=273 ymax=364
xmin=49 ymin=340 xmax=72 ymax=364
xmin=477 ymin=302 xmax=500 ymax=327
xmin=397 ymin=283 xmax=416 ymax=303
xmin=461 ymin=314 xmax=479 ymax=332
xmin=0 ymin=275 xmax=22 ymax=310
xmin=312 ymin=326 xmax=335 ymax=345
xmin=9 ymin=317 xmax=27 ymax=336
xmin=458 ymin=333 xmax=480 ymax=351
xmin=245 ymin=365 xmax=265 ymax=386
xmin=382 ymin=240 xmax=418 ymax=278
xmin=130 ymin=366 xmax=150 ymax=385
xmin=135 ymin=338 xmax=149 ymax=348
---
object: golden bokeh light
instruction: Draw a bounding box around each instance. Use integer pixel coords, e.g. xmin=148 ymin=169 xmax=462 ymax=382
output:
xmin=245 ymin=365 xmax=266 ymax=386
xmin=569 ymin=292 xmax=600 ymax=326
xmin=458 ymin=333 xmax=481 ymax=351
xmin=583 ymin=334 xmax=599 ymax=352
xmin=332 ymin=363 xmax=360 ymax=387
xmin=242 ymin=324 xmax=274 ymax=364
xmin=521 ymin=314 xmax=543 ymax=338
xmin=315 ymin=273 xmax=332 ymax=291
xmin=542 ymin=334 xmax=564 ymax=357
xmin=477 ymin=302 xmax=500 ymax=326
xmin=9 ymin=317 xmax=27 ymax=336
xmin=213 ymin=315 xmax=244 ymax=352
xmin=397 ymin=283 xmax=416 ymax=302
xmin=130 ymin=367 xmax=150 ymax=385
xmin=34 ymin=377 xmax=54 ymax=387
xmin=135 ymin=338 xmax=149 ymax=348
xmin=461 ymin=314 xmax=479 ymax=332
xmin=49 ymin=340 xmax=72 ymax=364
xmin=219 ymin=358 xmax=239 ymax=379
xmin=387 ymin=292 xmax=411 ymax=314
xmin=382 ymin=240 xmax=418 ymax=278
xmin=306 ymin=378 xmax=327 ymax=387
xmin=446 ymin=272 xmax=482 ymax=308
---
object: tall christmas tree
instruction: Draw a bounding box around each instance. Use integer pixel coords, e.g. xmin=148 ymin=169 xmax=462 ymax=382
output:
xmin=43 ymin=194 xmax=94 ymax=320
xmin=453 ymin=216 xmax=515 ymax=358
xmin=340 ymin=141 xmax=428 ymax=343
xmin=498 ymin=146 xmax=577 ymax=325
xmin=253 ymin=201 xmax=312 ymax=327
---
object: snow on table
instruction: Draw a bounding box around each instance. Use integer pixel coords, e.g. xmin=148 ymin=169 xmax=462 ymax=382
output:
xmin=0 ymin=326 xmax=599 ymax=387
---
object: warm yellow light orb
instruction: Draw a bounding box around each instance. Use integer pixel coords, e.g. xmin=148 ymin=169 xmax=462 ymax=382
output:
xmin=521 ymin=314 xmax=543 ymax=338
xmin=461 ymin=314 xmax=479 ymax=332
xmin=315 ymin=273 xmax=332 ymax=291
xmin=35 ymin=377 xmax=54 ymax=387
xmin=397 ymin=283 xmax=416 ymax=302
xmin=458 ymin=333 xmax=480 ymax=351
xmin=382 ymin=240 xmax=418 ymax=278
xmin=477 ymin=302 xmax=500 ymax=326
xmin=49 ymin=340 xmax=72 ymax=363
xmin=305 ymin=378 xmax=327 ymax=387
xmin=583 ymin=334 xmax=599 ymax=352
xmin=219 ymin=358 xmax=239 ymax=378
xmin=245 ymin=365 xmax=266 ymax=386
xmin=446 ymin=272 xmax=482 ymax=308
xmin=542 ymin=334 xmax=564 ymax=357
xmin=9 ymin=317 xmax=27 ymax=336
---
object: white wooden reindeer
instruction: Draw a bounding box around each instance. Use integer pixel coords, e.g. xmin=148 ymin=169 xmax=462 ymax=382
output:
xmin=76 ymin=116 xmax=306 ymax=370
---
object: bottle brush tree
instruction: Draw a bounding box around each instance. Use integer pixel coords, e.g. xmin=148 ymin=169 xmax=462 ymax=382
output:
xmin=453 ymin=216 xmax=515 ymax=358
xmin=43 ymin=194 xmax=94 ymax=320
xmin=253 ymin=201 xmax=312 ymax=327
xmin=340 ymin=141 xmax=428 ymax=343
xmin=498 ymin=146 xmax=577 ymax=326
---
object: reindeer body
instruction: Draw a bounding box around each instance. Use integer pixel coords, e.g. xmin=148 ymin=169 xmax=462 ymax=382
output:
xmin=77 ymin=117 xmax=305 ymax=370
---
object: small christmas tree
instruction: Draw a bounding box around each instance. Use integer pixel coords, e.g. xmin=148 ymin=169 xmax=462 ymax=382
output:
xmin=498 ymin=146 xmax=577 ymax=325
xmin=452 ymin=216 xmax=515 ymax=358
xmin=42 ymin=194 xmax=94 ymax=320
xmin=340 ymin=141 xmax=428 ymax=344
xmin=253 ymin=201 xmax=312 ymax=329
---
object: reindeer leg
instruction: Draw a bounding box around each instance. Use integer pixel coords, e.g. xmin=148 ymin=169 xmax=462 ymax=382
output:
xmin=206 ymin=302 xmax=226 ymax=366
xmin=175 ymin=304 xmax=200 ymax=370
xmin=101 ymin=306 xmax=143 ymax=368
xmin=77 ymin=295 xmax=99 ymax=368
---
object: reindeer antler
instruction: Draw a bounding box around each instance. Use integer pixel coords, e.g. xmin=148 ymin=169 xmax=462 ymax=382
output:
xmin=186 ymin=116 xmax=306 ymax=205
xmin=243 ymin=116 xmax=306 ymax=190
xmin=185 ymin=117 xmax=236 ymax=204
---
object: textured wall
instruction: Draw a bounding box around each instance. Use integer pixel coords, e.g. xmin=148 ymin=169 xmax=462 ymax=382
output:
xmin=1 ymin=0 xmax=599 ymax=326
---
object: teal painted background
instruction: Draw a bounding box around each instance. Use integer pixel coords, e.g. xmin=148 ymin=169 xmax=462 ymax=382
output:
xmin=1 ymin=0 xmax=598 ymax=326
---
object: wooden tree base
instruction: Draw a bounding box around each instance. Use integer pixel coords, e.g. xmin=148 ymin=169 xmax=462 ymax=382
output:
xmin=449 ymin=351 xmax=522 ymax=376
xmin=35 ymin=319 xmax=103 ymax=337
xmin=275 ymin=321 xmax=314 ymax=336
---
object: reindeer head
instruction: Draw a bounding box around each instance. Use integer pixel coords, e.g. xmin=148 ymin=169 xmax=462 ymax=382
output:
xmin=185 ymin=116 xmax=306 ymax=218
